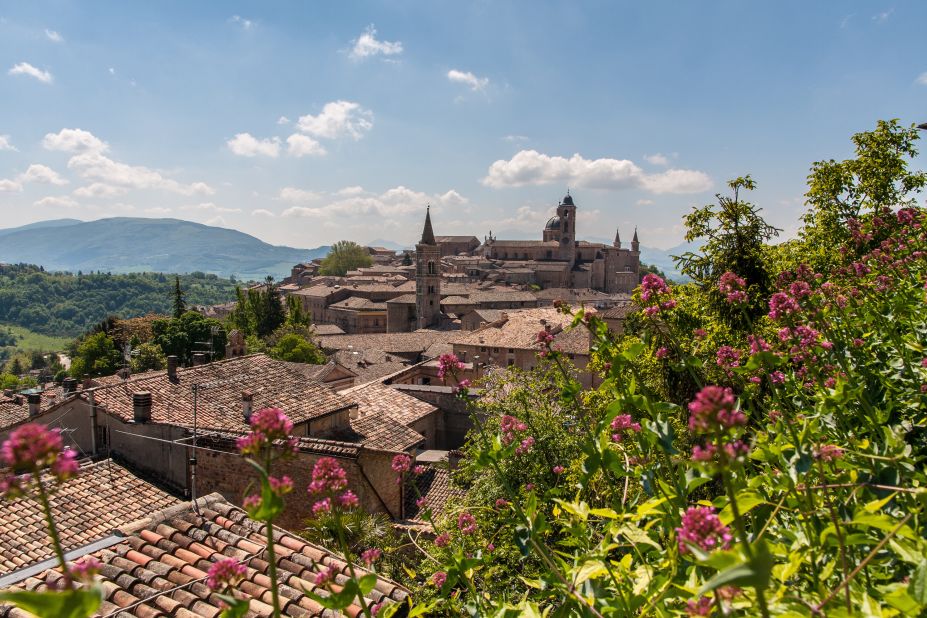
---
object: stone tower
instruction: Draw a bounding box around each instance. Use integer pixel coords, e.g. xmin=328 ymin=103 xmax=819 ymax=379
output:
xmin=614 ymin=227 xmax=622 ymax=249
xmin=631 ymin=227 xmax=640 ymax=253
xmin=415 ymin=206 xmax=441 ymax=329
xmin=557 ymin=192 xmax=577 ymax=263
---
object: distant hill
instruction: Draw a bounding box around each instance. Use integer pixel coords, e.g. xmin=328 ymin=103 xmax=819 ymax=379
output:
xmin=0 ymin=218 xmax=329 ymax=279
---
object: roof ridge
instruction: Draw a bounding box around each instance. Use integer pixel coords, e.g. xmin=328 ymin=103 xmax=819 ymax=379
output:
xmin=118 ymin=492 xmax=225 ymax=534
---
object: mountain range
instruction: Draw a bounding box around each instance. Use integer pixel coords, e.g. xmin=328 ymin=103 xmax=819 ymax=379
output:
xmin=0 ymin=218 xmax=329 ymax=280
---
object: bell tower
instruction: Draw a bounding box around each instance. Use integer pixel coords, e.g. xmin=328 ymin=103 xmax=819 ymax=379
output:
xmin=557 ymin=191 xmax=577 ymax=263
xmin=415 ymin=206 xmax=441 ymax=329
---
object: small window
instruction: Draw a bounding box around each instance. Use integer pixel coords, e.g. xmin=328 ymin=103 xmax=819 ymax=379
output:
xmin=480 ymin=346 xmax=487 ymax=352
xmin=493 ymin=347 xmax=499 ymax=353
xmin=508 ymin=348 xmax=514 ymax=353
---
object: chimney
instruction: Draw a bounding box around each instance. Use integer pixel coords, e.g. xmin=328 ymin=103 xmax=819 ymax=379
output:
xmin=242 ymin=390 xmax=254 ymax=423
xmin=192 ymin=353 xmax=207 ymax=366
xmin=166 ymin=356 xmax=179 ymax=380
xmin=26 ymin=393 xmax=41 ymax=417
xmin=62 ymin=377 xmax=77 ymax=394
xmin=2 ymin=388 xmax=12 ymax=398
xmin=349 ymin=404 xmax=359 ymax=420
xmin=133 ymin=391 xmax=152 ymax=423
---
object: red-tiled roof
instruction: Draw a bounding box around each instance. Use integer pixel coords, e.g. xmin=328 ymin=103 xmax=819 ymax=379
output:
xmin=2 ymin=494 xmax=408 ymax=617
xmin=404 ymin=465 xmax=463 ymax=522
xmin=88 ymin=354 xmax=357 ymax=433
xmin=341 ymin=380 xmax=438 ymax=427
xmin=0 ymin=460 xmax=181 ymax=575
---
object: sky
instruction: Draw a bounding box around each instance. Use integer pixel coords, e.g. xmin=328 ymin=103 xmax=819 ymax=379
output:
xmin=0 ymin=1 xmax=925 ymax=250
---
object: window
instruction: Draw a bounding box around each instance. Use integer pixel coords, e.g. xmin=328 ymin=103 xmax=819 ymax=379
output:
xmin=427 ymin=261 xmax=436 ymax=274
xmin=480 ymin=346 xmax=487 ymax=352
xmin=507 ymin=359 xmax=515 ymax=366
xmin=508 ymin=348 xmax=514 ymax=353
xmin=94 ymin=424 xmax=108 ymax=453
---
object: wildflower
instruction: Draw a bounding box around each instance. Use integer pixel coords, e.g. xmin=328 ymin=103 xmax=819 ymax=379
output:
xmin=361 ymin=548 xmax=382 ymax=567
xmin=434 ymin=532 xmax=451 ymax=547
xmin=314 ymin=566 xmax=337 ymax=586
xmin=768 ymin=292 xmax=800 ymax=320
xmin=640 ymin=273 xmax=670 ymax=302
xmin=391 ymin=453 xmax=412 ymax=474
xmin=1 ymin=424 xmax=76 ymax=482
xmin=655 ymin=346 xmax=669 ymax=359
xmin=814 ymin=444 xmax=844 ymax=462
xmin=770 ymin=371 xmax=785 ymax=385
xmin=610 ymin=414 xmax=642 ymax=442
xmin=676 ymin=506 xmax=733 ymax=554
xmin=268 ymin=475 xmax=293 ymax=495
xmin=416 ymin=496 xmax=427 ymax=509
xmin=500 ymin=415 xmax=528 ymax=445
xmin=206 ymin=558 xmax=246 ymax=591
xmin=338 ymin=490 xmax=359 ymax=509
xmin=453 ymin=378 xmax=472 ymax=394
xmin=237 ymin=408 xmax=294 ymax=456
xmin=715 ymin=345 xmax=741 ymax=369
xmin=486 ymin=543 xmax=495 ymax=552
xmin=515 ymin=436 xmax=535 ymax=455
xmin=437 ymin=353 xmax=465 ymax=380
xmin=552 ymin=465 xmax=564 ymax=475
xmin=66 ymin=556 xmax=102 ymax=584
xmin=242 ymin=494 xmax=261 ymax=510
xmin=307 ymin=457 xmax=348 ymax=495
xmin=535 ymin=329 xmax=555 ymax=346
xmin=495 ymin=498 xmax=509 ymax=509
xmin=413 ymin=465 xmax=426 ymax=475
xmin=692 ymin=440 xmax=749 ymax=463
xmin=693 ymin=328 xmax=708 ymax=339
xmin=747 ymin=335 xmax=770 ymax=354
xmin=432 ymin=571 xmax=447 ymax=588
xmin=718 ymin=272 xmax=748 ymax=304
xmin=311 ymin=497 xmax=332 ymax=516
xmin=688 ymin=386 xmax=745 ymax=435
xmin=457 ymin=512 xmax=477 ymax=535
xmin=686 ymin=596 xmax=713 ymax=616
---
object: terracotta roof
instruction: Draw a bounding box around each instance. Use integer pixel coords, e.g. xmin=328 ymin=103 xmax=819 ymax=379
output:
xmin=468 ymin=291 xmax=537 ymax=303
xmin=88 ymin=354 xmax=356 ymax=433
xmin=463 ymin=309 xmax=505 ymax=323
xmin=434 ymin=235 xmax=479 ymax=243
xmin=489 ymin=240 xmax=559 ymax=248
xmin=552 ymin=324 xmax=592 ymax=356
xmin=0 ymin=460 xmax=180 ymax=575
xmin=349 ymin=414 xmax=425 ymax=452
xmin=309 ymin=324 xmax=345 ymax=336
xmin=385 ymin=293 xmax=416 ymax=304
xmin=281 ymin=360 xmax=357 ymax=383
xmin=328 ymin=297 xmax=387 ymax=311
xmin=2 ymin=494 xmax=408 ymax=617
xmin=291 ymin=286 xmax=349 ymax=298
xmin=452 ymin=308 xmax=575 ymax=349
xmin=0 ymin=387 xmax=76 ymax=432
xmin=600 ymin=302 xmax=635 ymax=319
xmin=319 ymin=331 xmax=458 ymax=355
xmin=404 ymin=464 xmax=463 ymax=522
xmin=533 ymin=287 xmax=612 ymax=301
xmin=332 ymin=350 xmax=410 ymax=385
xmin=340 ymin=379 xmax=438 ymax=427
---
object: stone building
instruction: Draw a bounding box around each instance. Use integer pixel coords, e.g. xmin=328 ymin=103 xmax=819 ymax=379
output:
xmin=415 ymin=206 xmax=442 ymax=329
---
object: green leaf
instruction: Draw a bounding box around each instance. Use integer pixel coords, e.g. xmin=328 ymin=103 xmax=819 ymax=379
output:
xmin=216 ymin=595 xmax=250 ymax=618
xmin=573 ymin=560 xmax=608 ymax=584
xmin=909 ymin=560 xmax=927 ymax=605
xmin=0 ymin=588 xmax=102 ymax=618
xmin=358 ymin=573 xmax=379 ymax=595
xmin=718 ymin=492 xmax=766 ymax=525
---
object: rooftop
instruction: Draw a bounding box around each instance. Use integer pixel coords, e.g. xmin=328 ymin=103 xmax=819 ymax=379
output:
xmin=340 ymin=378 xmax=439 ymax=428
xmin=1 ymin=493 xmax=408 ymax=617
xmin=319 ymin=331 xmax=459 ymax=355
xmin=0 ymin=460 xmax=181 ymax=575
xmin=452 ymin=307 xmax=577 ymax=350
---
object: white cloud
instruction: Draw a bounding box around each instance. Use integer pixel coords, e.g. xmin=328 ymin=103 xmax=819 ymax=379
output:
xmin=286 ymin=133 xmax=326 ymax=157
xmin=282 ymin=185 xmax=466 ymax=220
xmin=482 ymin=150 xmax=712 ymax=194
xmin=447 ymin=69 xmax=489 ymax=92
xmin=144 ymin=207 xmax=172 ymax=215
xmin=108 ymin=67 xmax=116 ymax=75
xmin=636 ymin=199 xmax=655 ymax=206
xmin=916 ymin=72 xmax=927 ymax=86
xmin=0 ymin=135 xmax=16 ymax=151
xmin=503 ymin=135 xmax=529 ymax=143
xmin=43 ymin=128 xmax=108 ymax=153
xmin=872 ymin=8 xmax=893 ymax=22
xmin=19 ymin=163 xmax=68 ymax=185
xmin=277 ymin=116 xmax=290 ymax=125
xmin=227 ymin=133 xmax=280 ymax=157
xmin=66 ymin=149 xmax=214 ymax=196
xmin=296 ymin=101 xmax=373 ymax=140
xmin=349 ymin=25 xmax=403 ymax=60
xmin=279 ymin=187 xmax=321 ymax=203
xmin=0 ymin=179 xmax=23 ymax=192
xmin=206 ymin=215 xmax=227 ymax=227
xmin=34 ymin=196 xmax=78 ymax=208
xmin=8 ymin=62 xmax=53 ymax=84
xmin=230 ymin=15 xmax=254 ymax=30
xmin=644 ymin=153 xmax=669 ymax=166
xmin=73 ymin=182 xmax=127 ymax=198
xmin=336 ymin=185 xmax=366 ymax=196
xmin=182 ymin=202 xmax=241 ymax=213
xmin=251 ymin=209 xmax=275 ymax=217
xmin=45 ymin=29 xmax=63 ymax=43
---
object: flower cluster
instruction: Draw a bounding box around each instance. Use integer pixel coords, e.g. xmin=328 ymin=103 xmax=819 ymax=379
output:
xmin=609 ymin=414 xmax=641 ymax=443
xmin=676 ymin=506 xmax=733 ymax=555
xmin=65 ymin=556 xmax=102 ymax=585
xmin=437 ymin=353 xmax=465 ymax=380
xmin=1 ymin=424 xmax=79 ymax=498
xmin=500 ymin=415 xmax=532 ymax=453
xmin=457 ymin=512 xmax=477 ymax=535
xmin=718 ymin=271 xmax=748 ymax=304
xmin=236 ymin=407 xmax=296 ymax=457
xmin=639 ymin=274 xmax=676 ymax=316
xmin=306 ymin=457 xmax=356 ymax=517
xmin=206 ymin=557 xmax=247 ymax=591
xmin=687 ymin=386 xmax=745 ymax=435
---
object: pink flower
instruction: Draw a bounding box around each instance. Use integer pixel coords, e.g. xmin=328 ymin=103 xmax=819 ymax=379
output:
xmin=314 ymin=565 xmax=337 ymax=586
xmin=269 ymin=475 xmax=293 ymax=495
xmin=535 ymin=330 xmax=555 ymax=346
xmin=308 ymin=457 xmax=349 ymax=495
xmin=747 ymin=335 xmax=770 ymax=354
xmin=640 ymin=273 xmax=670 ymax=302
xmin=50 ymin=449 xmax=79 ymax=480
xmin=693 ymin=328 xmax=707 ymax=339
xmin=687 ymin=386 xmax=745 ymax=435
xmin=768 ymin=292 xmax=800 ymax=320
xmin=457 ymin=512 xmax=477 ymax=535
xmin=237 ymin=408 xmax=294 ymax=456
xmin=715 ymin=346 xmax=741 ymax=369
xmin=515 ymin=436 xmax=535 ymax=455
xmin=437 ymin=353 xmax=465 ymax=380
xmin=361 ymin=548 xmax=382 ymax=566
xmin=655 ymin=346 xmax=669 ymax=359
xmin=686 ymin=596 xmax=713 ymax=616
xmin=432 ymin=571 xmax=447 ymax=588
xmin=416 ymin=497 xmax=427 ymax=509
xmin=814 ymin=444 xmax=844 ymax=462
xmin=206 ymin=557 xmax=246 ymax=591
xmin=770 ymin=371 xmax=785 ymax=385
xmin=495 ymin=498 xmax=509 ymax=509
xmin=242 ymin=494 xmax=261 ymax=510
xmin=413 ymin=465 xmax=426 ymax=475
xmin=676 ymin=506 xmax=733 ymax=554
xmin=610 ymin=414 xmax=641 ymax=442
xmin=552 ymin=465 xmax=564 ymax=475
xmin=66 ymin=556 xmax=102 ymax=584
xmin=1 ymin=424 xmax=74 ymax=481
xmin=391 ymin=454 xmax=412 ymax=474
xmin=434 ymin=532 xmax=451 ymax=548
xmin=718 ymin=272 xmax=748 ymax=304
xmin=311 ymin=497 xmax=332 ymax=516
xmin=486 ymin=543 xmax=495 ymax=552
xmin=338 ymin=490 xmax=359 ymax=509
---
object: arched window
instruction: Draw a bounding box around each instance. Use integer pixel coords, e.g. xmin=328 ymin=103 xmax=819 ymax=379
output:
xmin=427 ymin=261 xmax=436 ymax=274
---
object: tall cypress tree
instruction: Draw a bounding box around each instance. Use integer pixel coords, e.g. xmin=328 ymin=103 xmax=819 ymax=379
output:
xmin=172 ymin=276 xmax=187 ymax=318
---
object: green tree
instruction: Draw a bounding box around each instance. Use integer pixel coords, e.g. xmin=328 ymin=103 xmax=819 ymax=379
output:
xmin=285 ymin=295 xmax=312 ymax=327
xmin=130 ymin=342 xmax=167 ymax=373
xmin=7 ymin=357 xmax=23 ymax=376
xmin=172 ymin=276 xmax=186 ymax=319
xmin=257 ymin=277 xmax=286 ymax=339
xmin=70 ymin=331 xmax=120 ymax=378
xmin=151 ymin=311 xmax=227 ymax=365
xmin=269 ymin=333 xmax=325 ymax=364
xmin=676 ymin=175 xmax=779 ymax=321
xmin=318 ymin=241 xmax=372 ymax=276
xmin=785 ymin=119 xmax=927 ymax=272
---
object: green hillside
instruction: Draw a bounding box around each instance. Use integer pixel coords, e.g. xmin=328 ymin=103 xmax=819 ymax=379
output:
xmin=0 ymin=264 xmax=239 ymax=338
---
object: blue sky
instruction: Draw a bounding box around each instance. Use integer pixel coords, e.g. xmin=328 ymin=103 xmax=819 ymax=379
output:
xmin=1 ymin=1 xmax=925 ymax=250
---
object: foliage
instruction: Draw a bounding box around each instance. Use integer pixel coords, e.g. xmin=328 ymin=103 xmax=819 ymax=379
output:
xmin=172 ymin=276 xmax=187 ymax=319
xmin=639 ymin=261 xmax=669 ymax=283
xmin=130 ymin=342 xmax=167 ymax=373
xmin=318 ymin=240 xmax=372 ymax=276
xmin=69 ymin=332 xmax=120 ymax=378
xmin=0 ymin=264 xmax=238 ymax=337
xmin=268 ymin=333 xmax=325 ymax=364
xmin=151 ymin=311 xmax=227 ymax=366
xmin=227 ymin=280 xmax=287 ymax=339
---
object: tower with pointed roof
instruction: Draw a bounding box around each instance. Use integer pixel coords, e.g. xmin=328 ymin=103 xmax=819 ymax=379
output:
xmin=614 ymin=227 xmax=622 ymax=249
xmin=631 ymin=227 xmax=640 ymax=253
xmin=415 ymin=206 xmax=441 ymax=329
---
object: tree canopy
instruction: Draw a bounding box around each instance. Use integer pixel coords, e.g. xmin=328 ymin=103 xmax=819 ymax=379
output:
xmin=318 ymin=241 xmax=372 ymax=276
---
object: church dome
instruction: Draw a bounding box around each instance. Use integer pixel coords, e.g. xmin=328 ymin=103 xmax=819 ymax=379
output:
xmin=545 ymin=216 xmax=560 ymax=230
xmin=561 ymin=193 xmax=574 ymax=206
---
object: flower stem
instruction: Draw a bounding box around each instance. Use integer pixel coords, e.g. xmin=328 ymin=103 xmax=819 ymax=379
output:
xmin=36 ymin=476 xmax=70 ymax=588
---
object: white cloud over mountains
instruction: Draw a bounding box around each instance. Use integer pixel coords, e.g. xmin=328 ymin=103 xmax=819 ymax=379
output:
xmin=281 ymin=185 xmax=467 ymax=221
xmin=482 ymin=150 xmax=712 ymax=194
xmin=20 ymin=163 xmax=68 ymax=185
xmin=447 ymin=69 xmax=489 ymax=92
xmin=349 ymin=25 xmax=403 ymax=61
xmin=8 ymin=62 xmax=53 ymax=83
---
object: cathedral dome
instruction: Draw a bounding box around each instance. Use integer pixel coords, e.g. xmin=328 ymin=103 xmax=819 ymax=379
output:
xmin=561 ymin=193 xmax=574 ymax=206
xmin=545 ymin=216 xmax=560 ymax=230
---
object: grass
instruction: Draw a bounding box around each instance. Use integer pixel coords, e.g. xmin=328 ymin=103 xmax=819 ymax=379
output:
xmin=0 ymin=323 xmax=70 ymax=353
